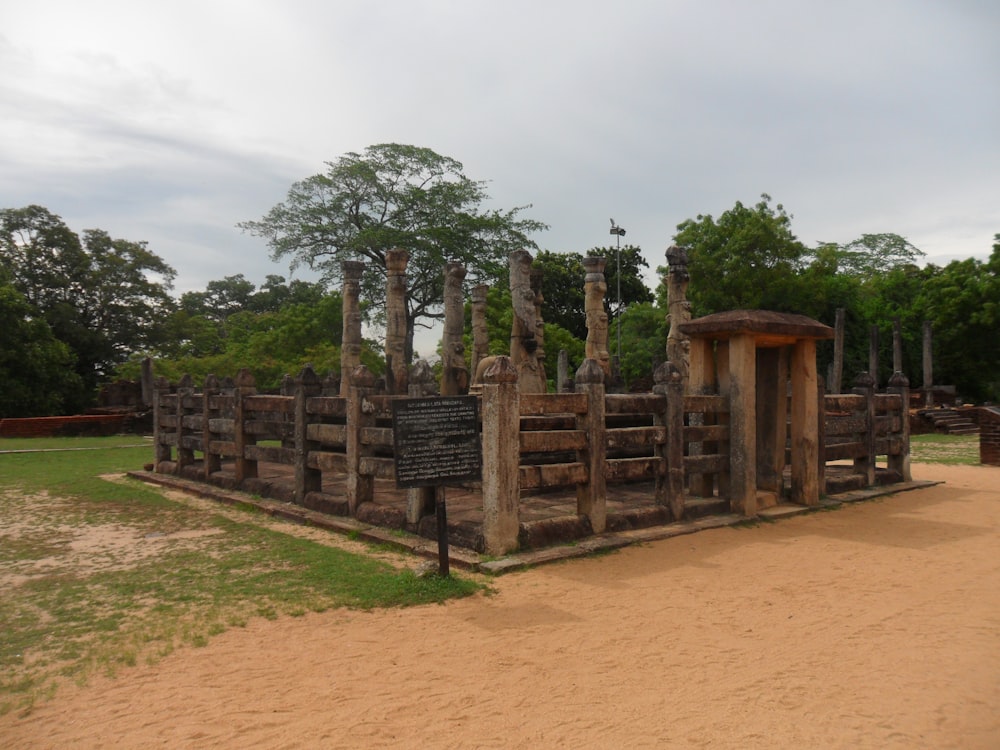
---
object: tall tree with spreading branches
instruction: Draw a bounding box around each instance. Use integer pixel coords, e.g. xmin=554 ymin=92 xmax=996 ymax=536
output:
xmin=241 ymin=143 xmax=547 ymax=363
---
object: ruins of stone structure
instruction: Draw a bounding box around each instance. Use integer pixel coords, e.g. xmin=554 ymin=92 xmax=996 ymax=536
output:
xmin=509 ymin=249 xmax=546 ymax=392
xmin=680 ymin=310 xmax=837 ymax=515
xmin=530 ymin=266 xmax=547 ymax=386
xmin=470 ymin=283 xmax=490 ymax=380
xmin=339 ymin=260 xmax=365 ymax=395
xmin=583 ymin=256 xmax=611 ymax=381
xmin=664 ymin=245 xmax=691 ymax=385
xmin=385 ymin=248 xmax=409 ymax=394
xmin=441 ymin=262 xmax=469 ymax=395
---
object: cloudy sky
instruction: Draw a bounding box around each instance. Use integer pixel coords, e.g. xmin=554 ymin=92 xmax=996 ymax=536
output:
xmin=2 ymin=0 xmax=998 ymax=304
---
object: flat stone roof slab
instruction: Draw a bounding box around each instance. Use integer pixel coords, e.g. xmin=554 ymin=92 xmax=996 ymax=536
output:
xmin=679 ymin=309 xmax=834 ymax=341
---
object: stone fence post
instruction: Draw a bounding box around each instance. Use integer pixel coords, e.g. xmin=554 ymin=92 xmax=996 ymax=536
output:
xmin=153 ymin=376 xmax=171 ymax=470
xmin=233 ymin=368 xmax=257 ymax=483
xmin=887 ymin=371 xmax=911 ymax=481
xmin=481 ymin=356 xmax=520 ymax=556
xmin=852 ymin=371 xmax=876 ymax=486
xmin=654 ymin=361 xmax=685 ymax=521
xmin=346 ymin=365 xmax=376 ymax=514
xmin=575 ymin=358 xmax=607 ymax=533
xmin=294 ymin=365 xmax=323 ymax=504
xmin=175 ymin=374 xmax=195 ymax=475
xmin=202 ymin=374 xmax=221 ymax=480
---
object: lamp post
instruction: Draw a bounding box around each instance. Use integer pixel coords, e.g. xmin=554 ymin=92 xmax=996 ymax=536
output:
xmin=609 ymin=219 xmax=626 ymax=368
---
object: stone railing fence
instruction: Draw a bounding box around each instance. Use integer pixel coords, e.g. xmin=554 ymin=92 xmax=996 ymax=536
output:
xmin=152 ymin=361 xmax=911 ymax=555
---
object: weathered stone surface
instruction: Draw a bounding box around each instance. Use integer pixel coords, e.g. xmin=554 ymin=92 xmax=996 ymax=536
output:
xmin=340 ymin=260 xmax=365 ymax=395
xmin=385 ymin=248 xmax=409 ymax=394
xmin=583 ymin=256 xmax=611 ymax=381
xmin=680 ymin=310 xmax=834 ymax=342
xmin=665 ymin=245 xmax=691 ymax=384
xmin=509 ymin=250 xmax=546 ymax=393
xmin=441 ymin=262 xmax=469 ymax=395
xmin=470 ymin=284 xmax=490 ymax=381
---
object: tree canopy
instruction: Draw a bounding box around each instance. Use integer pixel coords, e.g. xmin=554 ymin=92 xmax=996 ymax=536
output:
xmin=240 ymin=143 xmax=548 ymax=363
xmin=0 ymin=206 xmax=176 ymax=413
xmin=673 ymin=194 xmax=808 ymax=316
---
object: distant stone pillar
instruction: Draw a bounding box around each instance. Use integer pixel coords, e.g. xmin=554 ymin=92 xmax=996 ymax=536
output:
xmin=831 ymin=308 xmax=845 ymax=394
xmin=340 ymin=260 xmax=365 ymax=395
xmin=557 ymin=349 xmax=570 ymax=393
xmin=140 ymin=357 xmax=154 ymax=407
xmin=923 ymin=321 xmax=933 ymax=407
xmin=665 ymin=245 xmax=691 ymax=385
xmin=869 ymin=325 xmax=879 ymax=389
xmin=441 ymin=262 xmax=469 ymax=396
xmin=530 ymin=267 xmax=547 ymax=388
xmin=892 ymin=318 xmax=903 ymax=375
xmin=509 ymin=250 xmax=545 ymax=393
xmin=470 ymin=284 xmax=490 ymax=379
xmin=385 ymin=248 xmax=409 ymax=395
xmin=583 ymin=256 xmax=611 ymax=382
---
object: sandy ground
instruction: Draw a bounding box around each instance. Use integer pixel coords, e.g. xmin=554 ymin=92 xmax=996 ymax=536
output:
xmin=3 ymin=463 xmax=998 ymax=749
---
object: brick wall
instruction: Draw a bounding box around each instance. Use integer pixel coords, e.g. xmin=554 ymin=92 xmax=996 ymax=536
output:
xmin=981 ymin=407 xmax=1000 ymax=466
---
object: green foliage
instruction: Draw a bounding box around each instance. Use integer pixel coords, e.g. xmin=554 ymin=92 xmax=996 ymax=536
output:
xmin=0 ymin=280 xmax=83 ymax=417
xmin=532 ymin=250 xmax=587 ymax=339
xmin=0 ymin=206 xmax=176 ymax=413
xmin=674 ymin=194 xmax=809 ymax=316
xmin=618 ymin=302 xmax=668 ymax=386
xmin=542 ymin=322 xmax=586 ymax=385
xmin=241 ymin=143 xmax=548 ymax=363
xmin=534 ymin=247 xmax=652 ymax=341
xmin=916 ymin=241 xmax=1000 ymax=401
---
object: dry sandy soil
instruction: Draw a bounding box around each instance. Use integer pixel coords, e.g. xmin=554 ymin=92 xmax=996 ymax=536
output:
xmin=3 ymin=463 xmax=998 ymax=749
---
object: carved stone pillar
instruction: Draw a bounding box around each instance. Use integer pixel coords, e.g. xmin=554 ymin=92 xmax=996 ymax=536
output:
xmin=441 ymin=262 xmax=469 ymax=395
xmin=470 ymin=283 xmax=490 ymax=380
xmin=509 ymin=249 xmax=545 ymax=393
xmin=583 ymin=256 xmax=611 ymax=382
xmin=340 ymin=260 xmax=365 ymax=395
xmin=665 ymin=245 xmax=692 ymax=386
xmin=530 ymin=267 xmax=547 ymax=387
xmin=385 ymin=248 xmax=409 ymax=395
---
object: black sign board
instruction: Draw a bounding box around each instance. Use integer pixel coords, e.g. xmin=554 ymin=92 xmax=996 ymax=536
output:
xmin=392 ymin=396 xmax=482 ymax=489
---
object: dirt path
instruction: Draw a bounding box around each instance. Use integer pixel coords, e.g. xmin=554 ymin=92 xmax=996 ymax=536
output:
xmin=3 ymin=463 xmax=998 ymax=749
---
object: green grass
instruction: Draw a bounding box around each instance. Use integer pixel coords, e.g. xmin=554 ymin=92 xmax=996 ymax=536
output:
xmin=0 ymin=435 xmax=150 ymax=452
xmin=909 ymin=433 xmax=980 ymax=465
xmin=0 ymin=437 xmax=483 ymax=716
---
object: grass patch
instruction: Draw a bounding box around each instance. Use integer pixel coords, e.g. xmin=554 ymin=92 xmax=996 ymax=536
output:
xmin=0 ymin=437 xmax=483 ymax=716
xmin=910 ymin=433 xmax=979 ymax=465
xmin=0 ymin=435 xmax=150 ymax=452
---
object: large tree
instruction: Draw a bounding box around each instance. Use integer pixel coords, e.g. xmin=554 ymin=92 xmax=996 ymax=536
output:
xmin=0 ymin=206 xmax=176 ymax=412
xmin=240 ymin=143 xmax=547 ymax=364
xmin=673 ymin=194 xmax=810 ymax=316
xmin=0 ymin=275 xmax=83 ymax=418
